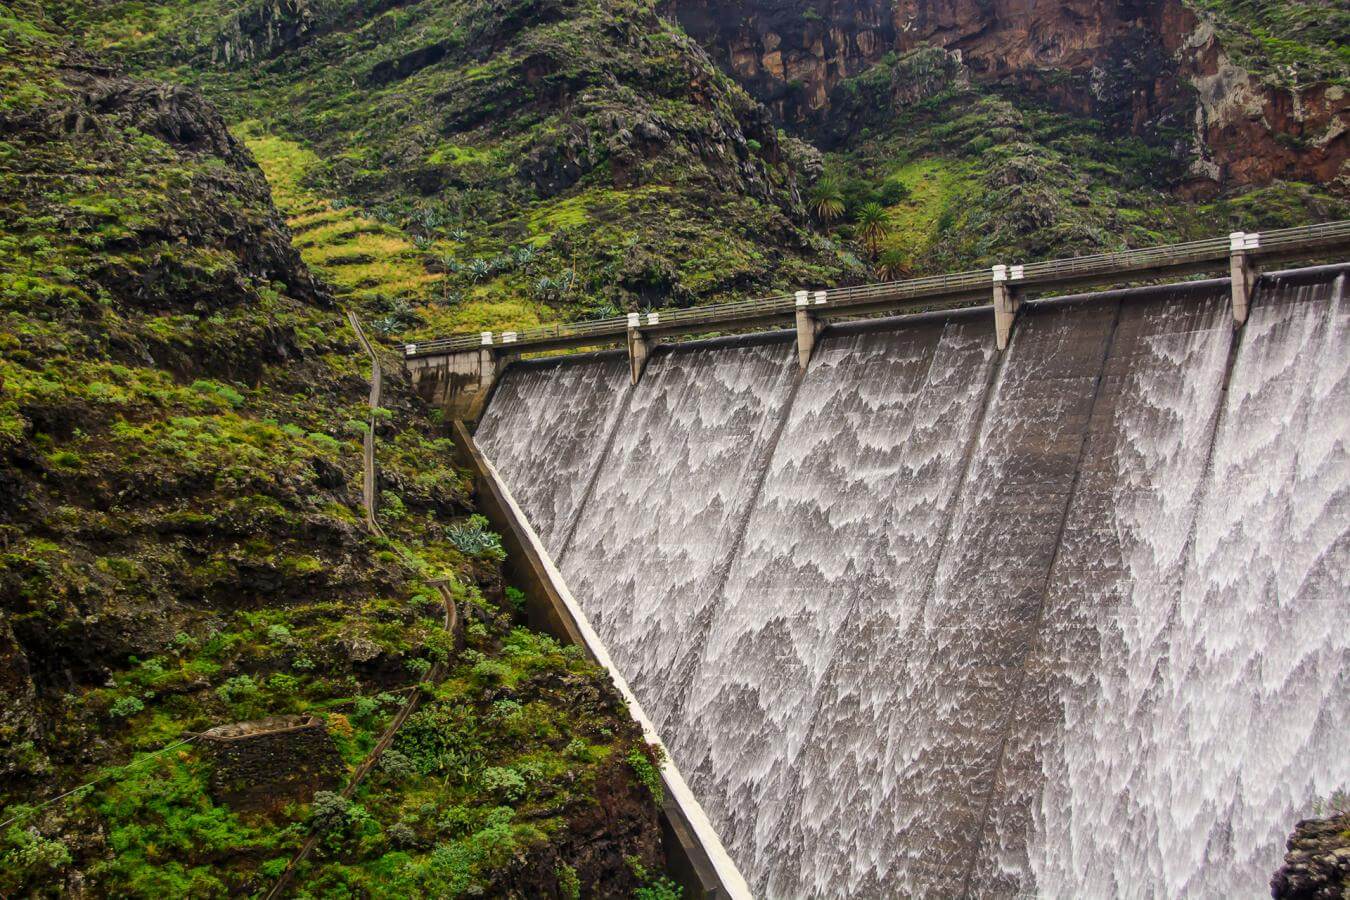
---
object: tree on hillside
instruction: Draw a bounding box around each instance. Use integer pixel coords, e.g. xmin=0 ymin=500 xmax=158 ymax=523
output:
xmin=877 ymin=248 xmax=910 ymax=281
xmin=809 ymin=176 xmax=845 ymax=225
xmin=435 ymin=252 xmax=457 ymax=303
xmin=855 ymin=202 xmax=892 ymax=261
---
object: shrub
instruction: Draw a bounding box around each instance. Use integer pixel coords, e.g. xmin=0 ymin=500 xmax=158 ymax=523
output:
xmin=480 ymin=766 xmax=527 ymax=803
xmin=557 ymin=863 xmax=581 ymax=900
xmin=108 ymin=695 xmax=144 ymax=719
xmin=635 ymin=876 xmax=683 ymax=900
xmin=47 ymin=450 xmax=81 ymax=469
xmin=470 ymin=659 xmax=510 ymax=687
xmin=379 ymin=749 xmax=418 ymax=781
xmin=387 ymin=820 xmax=418 ymax=848
xmin=504 ymin=586 xmax=527 ymax=616
xmin=0 ymin=825 xmax=71 ymax=895
xmin=352 ymin=695 xmax=381 ymax=724
xmin=215 ymin=675 xmax=259 ymax=706
xmin=190 ymin=379 xmax=244 ymax=408
xmin=490 ymin=699 xmax=522 ymax=720
xmin=309 ymin=791 xmax=351 ymax=834
xmin=267 ymin=673 xmax=300 ymax=695
xmin=628 ymin=747 xmax=664 ymax=803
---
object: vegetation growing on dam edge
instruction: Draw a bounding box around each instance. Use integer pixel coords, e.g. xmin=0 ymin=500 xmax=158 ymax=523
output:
xmin=63 ymin=0 xmax=1346 ymax=343
xmin=0 ymin=4 xmax=672 ymax=895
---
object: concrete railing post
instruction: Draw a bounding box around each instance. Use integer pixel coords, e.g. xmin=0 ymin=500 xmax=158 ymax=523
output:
xmin=1229 ymin=231 xmax=1259 ymax=325
xmin=992 ymin=265 xmax=1021 ymax=351
xmin=626 ymin=312 xmax=650 ymax=385
xmin=794 ymin=290 xmax=823 ymax=371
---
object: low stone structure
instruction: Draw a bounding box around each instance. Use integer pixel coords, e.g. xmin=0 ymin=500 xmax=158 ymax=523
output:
xmin=199 ymin=715 xmax=343 ymax=814
xmin=1270 ymin=812 xmax=1350 ymax=899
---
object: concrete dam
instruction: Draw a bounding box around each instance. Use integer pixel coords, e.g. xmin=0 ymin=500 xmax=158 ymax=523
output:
xmin=472 ymin=265 xmax=1349 ymax=897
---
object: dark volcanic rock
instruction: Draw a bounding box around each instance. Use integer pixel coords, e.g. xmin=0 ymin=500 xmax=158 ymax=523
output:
xmin=1271 ymin=813 xmax=1350 ymax=900
xmin=199 ymin=715 xmax=344 ymax=814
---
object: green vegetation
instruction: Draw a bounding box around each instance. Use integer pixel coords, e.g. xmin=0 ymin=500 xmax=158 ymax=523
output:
xmin=1186 ymin=0 xmax=1350 ymax=86
xmin=73 ymin=0 xmax=853 ymax=337
xmin=816 ymin=72 xmax=1346 ymax=276
xmin=0 ymin=2 xmax=672 ymax=894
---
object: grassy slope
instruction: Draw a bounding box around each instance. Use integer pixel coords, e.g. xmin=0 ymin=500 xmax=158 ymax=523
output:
xmin=1187 ymin=0 xmax=1349 ymax=87
xmin=817 ymin=56 xmax=1348 ymax=276
xmin=72 ymin=0 xmax=853 ymax=340
xmin=61 ymin=0 xmax=1349 ymax=347
xmin=0 ymin=4 xmax=667 ymax=896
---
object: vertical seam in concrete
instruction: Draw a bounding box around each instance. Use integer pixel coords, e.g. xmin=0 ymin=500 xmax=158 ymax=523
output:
xmin=554 ymin=370 xmax=642 ymax=568
xmin=660 ymin=354 xmax=808 ymax=733
xmin=910 ymin=323 xmax=1010 ymax=642
xmin=959 ymin=297 xmax=1125 ymax=899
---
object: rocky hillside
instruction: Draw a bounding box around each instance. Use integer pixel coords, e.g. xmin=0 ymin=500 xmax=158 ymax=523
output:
xmin=57 ymin=0 xmax=1347 ymax=342
xmin=0 ymin=3 xmax=672 ymax=895
xmin=661 ymin=0 xmax=1346 ymax=274
xmin=68 ymin=0 xmax=855 ymax=339
xmin=661 ymin=0 xmax=1347 ymax=190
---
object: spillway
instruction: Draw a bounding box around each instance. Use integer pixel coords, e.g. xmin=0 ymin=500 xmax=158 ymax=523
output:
xmin=473 ymin=266 xmax=1349 ymax=898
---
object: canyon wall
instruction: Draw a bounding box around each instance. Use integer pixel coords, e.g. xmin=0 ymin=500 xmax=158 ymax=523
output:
xmin=660 ymin=0 xmax=1347 ymax=191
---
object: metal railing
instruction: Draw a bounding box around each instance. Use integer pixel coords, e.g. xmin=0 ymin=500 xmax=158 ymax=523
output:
xmin=406 ymin=220 xmax=1350 ymax=357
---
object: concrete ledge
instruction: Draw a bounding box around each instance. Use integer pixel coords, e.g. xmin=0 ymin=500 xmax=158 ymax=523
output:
xmin=450 ymin=422 xmax=752 ymax=900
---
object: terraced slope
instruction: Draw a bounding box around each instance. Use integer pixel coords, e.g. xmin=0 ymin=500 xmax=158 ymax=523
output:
xmin=0 ymin=5 xmax=672 ymax=895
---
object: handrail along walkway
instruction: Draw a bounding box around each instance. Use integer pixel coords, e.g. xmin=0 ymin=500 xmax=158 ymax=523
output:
xmin=406 ymin=220 xmax=1350 ymax=359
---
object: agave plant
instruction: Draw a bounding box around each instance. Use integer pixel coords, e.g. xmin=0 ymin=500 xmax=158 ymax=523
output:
xmin=876 ymin=248 xmax=909 ymax=281
xmin=466 ymin=258 xmax=492 ymax=282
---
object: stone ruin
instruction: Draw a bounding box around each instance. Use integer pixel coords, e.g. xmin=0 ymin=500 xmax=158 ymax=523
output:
xmin=198 ymin=714 xmax=343 ymax=815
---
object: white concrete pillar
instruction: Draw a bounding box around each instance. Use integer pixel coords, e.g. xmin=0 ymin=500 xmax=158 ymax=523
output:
xmin=992 ymin=266 xmax=1020 ymax=351
xmin=1229 ymin=231 xmax=1258 ymax=325
xmin=795 ymin=291 xmax=823 ymax=371
xmin=627 ymin=314 xmax=650 ymax=385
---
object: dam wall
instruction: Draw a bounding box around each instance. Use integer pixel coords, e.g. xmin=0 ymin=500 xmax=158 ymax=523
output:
xmin=472 ymin=266 xmax=1350 ymax=897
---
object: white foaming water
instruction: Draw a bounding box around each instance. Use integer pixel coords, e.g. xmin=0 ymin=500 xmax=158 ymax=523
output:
xmin=675 ymin=316 xmax=996 ymax=896
xmin=970 ymin=286 xmax=1236 ymax=896
xmin=559 ymin=338 xmax=799 ymax=735
xmin=1061 ymin=271 xmax=1347 ymax=897
xmin=475 ymin=354 xmax=629 ymax=552
xmin=474 ymin=270 xmax=1349 ymax=897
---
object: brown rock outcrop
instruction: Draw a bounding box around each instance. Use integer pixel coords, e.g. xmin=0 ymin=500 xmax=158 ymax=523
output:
xmin=661 ymin=0 xmax=1347 ymax=191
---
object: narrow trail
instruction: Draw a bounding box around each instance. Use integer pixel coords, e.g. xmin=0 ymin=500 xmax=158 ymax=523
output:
xmin=263 ymin=312 xmax=461 ymax=899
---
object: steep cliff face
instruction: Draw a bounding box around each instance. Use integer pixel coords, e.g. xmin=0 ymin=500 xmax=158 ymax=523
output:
xmin=83 ymin=0 xmax=855 ymax=334
xmin=661 ymin=0 xmax=1347 ymax=192
xmin=1 ymin=4 xmax=670 ymax=893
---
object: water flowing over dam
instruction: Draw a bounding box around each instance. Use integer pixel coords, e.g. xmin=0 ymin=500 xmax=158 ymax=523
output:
xmin=474 ymin=266 xmax=1350 ymax=897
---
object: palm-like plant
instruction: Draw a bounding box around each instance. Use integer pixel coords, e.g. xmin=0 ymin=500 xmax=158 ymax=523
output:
xmin=877 ymin=248 xmax=909 ymax=281
xmin=809 ymin=176 xmax=845 ymax=226
xmin=855 ymin=202 xmax=891 ymax=261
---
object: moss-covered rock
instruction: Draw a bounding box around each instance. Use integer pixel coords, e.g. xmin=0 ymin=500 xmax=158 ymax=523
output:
xmin=1 ymin=4 xmax=669 ymax=895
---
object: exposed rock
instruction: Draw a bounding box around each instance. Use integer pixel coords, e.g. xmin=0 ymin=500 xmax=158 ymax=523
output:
xmin=0 ymin=615 xmax=43 ymax=781
xmin=1271 ymin=812 xmax=1350 ymax=900
xmin=660 ymin=0 xmax=1347 ymax=191
xmin=199 ymin=715 xmax=344 ymax=814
